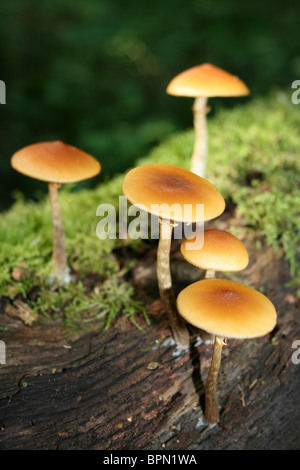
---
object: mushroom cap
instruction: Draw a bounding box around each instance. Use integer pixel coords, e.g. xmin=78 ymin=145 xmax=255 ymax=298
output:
xmin=166 ymin=63 xmax=250 ymax=98
xmin=11 ymin=141 xmax=101 ymax=184
xmin=177 ymin=279 xmax=277 ymax=339
xmin=122 ymin=163 xmax=225 ymax=223
xmin=181 ymin=229 xmax=249 ymax=272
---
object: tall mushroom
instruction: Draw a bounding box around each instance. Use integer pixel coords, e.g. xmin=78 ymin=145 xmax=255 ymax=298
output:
xmin=11 ymin=141 xmax=101 ymax=282
xmin=122 ymin=163 xmax=225 ymax=349
xmin=166 ymin=63 xmax=250 ymax=177
xmin=177 ymin=279 xmax=277 ymax=423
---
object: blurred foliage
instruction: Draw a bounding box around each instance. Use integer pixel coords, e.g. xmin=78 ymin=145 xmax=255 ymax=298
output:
xmin=1 ymin=0 xmax=300 ymax=209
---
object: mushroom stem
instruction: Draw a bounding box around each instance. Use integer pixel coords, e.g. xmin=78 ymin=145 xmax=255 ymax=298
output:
xmin=48 ymin=182 xmax=68 ymax=282
xmin=157 ymin=219 xmax=190 ymax=349
xmin=205 ymin=335 xmax=224 ymax=424
xmin=199 ymin=270 xmax=216 ymax=343
xmin=190 ymin=96 xmax=209 ymax=178
xmin=205 ymin=269 xmax=215 ymax=279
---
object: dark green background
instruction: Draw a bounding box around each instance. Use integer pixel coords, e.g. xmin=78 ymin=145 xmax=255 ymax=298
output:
xmin=1 ymin=0 xmax=299 ymax=210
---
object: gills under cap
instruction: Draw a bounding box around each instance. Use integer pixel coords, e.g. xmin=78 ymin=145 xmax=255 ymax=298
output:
xmin=11 ymin=141 xmax=101 ymax=184
xmin=166 ymin=63 xmax=250 ymax=98
xmin=122 ymin=163 xmax=225 ymax=223
xmin=177 ymin=279 xmax=277 ymax=339
xmin=181 ymin=229 xmax=249 ymax=272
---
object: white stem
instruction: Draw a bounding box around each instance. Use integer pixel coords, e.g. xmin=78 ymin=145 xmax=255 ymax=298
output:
xmin=205 ymin=269 xmax=215 ymax=279
xmin=48 ymin=183 xmax=68 ymax=282
xmin=190 ymin=96 xmax=209 ymax=178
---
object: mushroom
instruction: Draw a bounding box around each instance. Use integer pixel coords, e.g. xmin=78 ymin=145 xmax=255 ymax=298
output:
xmin=181 ymin=228 xmax=249 ymax=280
xmin=177 ymin=279 xmax=277 ymax=423
xmin=166 ymin=63 xmax=250 ymax=177
xmin=181 ymin=228 xmax=249 ymax=343
xmin=11 ymin=141 xmax=101 ymax=282
xmin=122 ymin=163 xmax=225 ymax=349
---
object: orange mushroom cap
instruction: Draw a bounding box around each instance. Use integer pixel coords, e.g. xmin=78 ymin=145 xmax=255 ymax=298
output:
xmin=166 ymin=63 xmax=250 ymax=98
xmin=122 ymin=163 xmax=225 ymax=223
xmin=11 ymin=141 xmax=101 ymax=184
xmin=177 ymin=279 xmax=277 ymax=339
xmin=181 ymin=229 xmax=249 ymax=272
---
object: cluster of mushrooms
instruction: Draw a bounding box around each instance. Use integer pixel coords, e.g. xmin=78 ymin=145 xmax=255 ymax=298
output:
xmin=10 ymin=63 xmax=277 ymax=425
xmin=122 ymin=163 xmax=277 ymax=424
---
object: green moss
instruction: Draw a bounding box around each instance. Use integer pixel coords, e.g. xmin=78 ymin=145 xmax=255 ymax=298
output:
xmin=0 ymin=173 xmax=148 ymax=330
xmin=1 ymin=90 xmax=299 ymax=332
xmin=29 ymin=272 xmax=149 ymax=334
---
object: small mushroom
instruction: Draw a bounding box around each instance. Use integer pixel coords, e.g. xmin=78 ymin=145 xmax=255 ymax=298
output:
xmin=181 ymin=229 xmax=249 ymax=343
xmin=181 ymin=229 xmax=249 ymax=280
xmin=122 ymin=163 xmax=225 ymax=349
xmin=11 ymin=141 xmax=101 ymax=282
xmin=177 ymin=279 xmax=277 ymax=423
xmin=166 ymin=63 xmax=249 ymax=177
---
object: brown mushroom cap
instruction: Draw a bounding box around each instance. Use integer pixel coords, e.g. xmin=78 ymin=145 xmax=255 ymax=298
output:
xmin=181 ymin=229 xmax=249 ymax=272
xmin=122 ymin=163 xmax=225 ymax=223
xmin=11 ymin=141 xmax=101 ymax=184
xmin=166 ymin=63 xmax=250 ymax=98
xmin=177 ymin=279 xmax=277 ymax=339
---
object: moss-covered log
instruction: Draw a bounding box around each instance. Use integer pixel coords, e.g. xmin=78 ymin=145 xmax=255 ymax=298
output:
xmin=1 ymin=94 xmax=300 ymax=450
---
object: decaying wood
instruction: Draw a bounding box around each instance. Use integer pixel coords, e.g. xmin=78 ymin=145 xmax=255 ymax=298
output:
xmin=0 ymin=238 xmax=299 ymax=450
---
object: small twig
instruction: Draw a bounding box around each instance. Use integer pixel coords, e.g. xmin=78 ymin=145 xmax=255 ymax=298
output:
xmin=238 ymin=384 xmax=246 ymax=407
xmin=249 ymin=378 xmax=258 ymax=390
xmin=6 ymin=300 xmax=38 ymax=326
